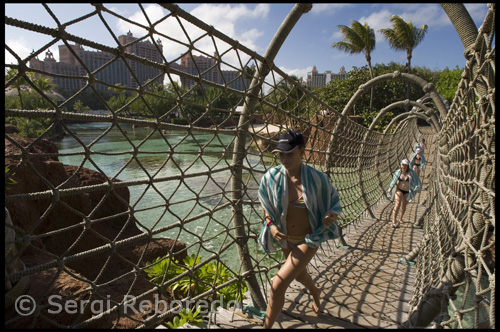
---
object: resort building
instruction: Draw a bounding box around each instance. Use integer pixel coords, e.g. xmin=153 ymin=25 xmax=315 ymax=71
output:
xmin=306 ymin=66 xmax=347 ymax=88
xmin=174 ymin=53 xmax=253 ymax=92
xmin=29 ymin=32 xmax=164 ymax=93
xmin=29 ymin=35 xmax=251 ymax=93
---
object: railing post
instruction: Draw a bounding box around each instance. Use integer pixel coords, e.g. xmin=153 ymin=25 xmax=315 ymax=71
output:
xmin=230 ymin=3 xmax=312 ymax=311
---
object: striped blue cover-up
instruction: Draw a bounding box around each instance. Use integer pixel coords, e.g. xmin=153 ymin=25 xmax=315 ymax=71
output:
xmin=387 ymin=168 xmax=422 ymax=203
xmin=409 ymin=151 xmax=426 ymax=172
xmin=257 ymin=163 xmax=341 ymax=254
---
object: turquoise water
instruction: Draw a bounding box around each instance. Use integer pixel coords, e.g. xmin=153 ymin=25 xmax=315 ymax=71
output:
xmin=55 ymin=122 xmax=272 ymax=272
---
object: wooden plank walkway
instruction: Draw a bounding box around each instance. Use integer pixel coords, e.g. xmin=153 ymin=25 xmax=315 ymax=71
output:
xmin=209 ymin=129 xmax=435 ymax=329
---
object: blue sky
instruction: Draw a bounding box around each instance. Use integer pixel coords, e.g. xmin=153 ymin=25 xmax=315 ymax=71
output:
xmin=5 ymin=3 xmax=489 ymax=83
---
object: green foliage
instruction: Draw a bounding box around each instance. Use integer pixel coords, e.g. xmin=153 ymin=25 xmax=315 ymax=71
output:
xmin=313 ymin=62 xmax=439 ymax=131
xmin=6 ymin=117 xmax=54 ymax=139
xmin=165 ymin=307 xmax=203 ymax=329
xmin=5 ymin=90 xmax=57 ymax=110
xmin=5 ymin=166 xmax=17 ymax=191
xmin=170 ymin=118 xmax=189 ymax=125
xmin=72 ymin=100 xmax=91 ymax=112
xmin=435 ymin=66 xmax=463 ymax=105
xmin=259 ymin=74 xmax=310 ymax=128
xmin=128 ymin=83 xmax=177 ymax=118
xmin=145 ymin=254 xmax=247 ymax=307
xmin=107 ymin=92 xmax=131 ymax=114
xmin=379 ymin=15 xmax=428 ymax=57
xmin=5 ymin=71 xmax=62 ymax=139
xmin=61 ymin=86 xmax=111 ymax=110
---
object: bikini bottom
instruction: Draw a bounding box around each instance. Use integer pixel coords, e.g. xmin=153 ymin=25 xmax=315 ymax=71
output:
xmin=397 ymin=188 xmax=409 ymax=196
xmin=285 ymin=234 xmax=306 ymax=249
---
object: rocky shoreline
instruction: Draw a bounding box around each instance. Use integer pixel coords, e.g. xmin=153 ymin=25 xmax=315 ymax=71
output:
xmin=5 ymin=129 xmax=187 ymax=328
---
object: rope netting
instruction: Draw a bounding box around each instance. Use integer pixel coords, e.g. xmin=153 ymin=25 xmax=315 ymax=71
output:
xmin=403 ymin=4 xmax=495 ymax=329
xmin=4 ymin=3 xmax=494 ymax=329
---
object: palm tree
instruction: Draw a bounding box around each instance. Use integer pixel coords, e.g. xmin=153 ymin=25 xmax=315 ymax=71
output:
xmin=379 ymin=15 xmax=428 ymax=110
xmin=33 ymin=75 xmax=55 ymax=94
xmin=331 ymin=20 xmax=376 ymax=113
xmin=5 ymin=68 xmax=33 ymax=110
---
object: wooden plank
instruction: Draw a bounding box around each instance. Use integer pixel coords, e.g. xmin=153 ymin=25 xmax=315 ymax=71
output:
xmin=282 ymin=280 xmax=412 ymax=325
xmin=308 ymin=257 xmax=417 ymax=285
xmin=207 ymin=307 xmax=263 ymax=329
xmin=311 ymin=252 xmax=417 ymax=281
xmin=282 ymin=301 xmax=367 ymax=329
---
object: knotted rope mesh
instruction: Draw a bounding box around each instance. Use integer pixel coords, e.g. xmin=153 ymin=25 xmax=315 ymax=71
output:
xmin=4 ymin=3 xmax=494 ymax=329
xmin=404 ymin=4 xmax=495 ymax=329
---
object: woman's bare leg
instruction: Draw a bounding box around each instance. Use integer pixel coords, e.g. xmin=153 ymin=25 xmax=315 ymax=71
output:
xmin=277 ymin=246 xmax=321 ymax=313
xmin=392 ymin=192 xmax=402 ymax=226
xmin=263 ymin=244 xmax=319 ymax=328
xmin=400 ymin=195 xmax=408 ymax=222
xmin=294 ymin=267 xmax=321 ymax=313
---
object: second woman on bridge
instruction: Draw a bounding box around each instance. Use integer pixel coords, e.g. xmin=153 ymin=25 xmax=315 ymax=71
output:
xmin=386 ymin=159 xmax=421 ymax=228
xmin=258 ymin=129 xmax=342 ymax=328
xmin=409 ymin=147 xmax=426 ymax=177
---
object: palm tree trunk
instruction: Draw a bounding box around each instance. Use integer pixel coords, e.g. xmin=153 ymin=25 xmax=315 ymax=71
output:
xmin=16 ymin=87 xmax=24 ymax=110
xmin=406 ymin=55 xmax=411 ymax=112
xmin=368 ymin=62 xmax=374 ymax=113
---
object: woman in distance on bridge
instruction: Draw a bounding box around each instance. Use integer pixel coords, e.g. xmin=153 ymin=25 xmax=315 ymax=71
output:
xmin=387 ymin=159 xmax=421 ymax=228
xmin=415 ymin=137 xmax=426 ymax=154
xmin=409 ymin=147 xmax=426 ymax=178
xmin=258 ymin=129 xmax=342 ymax=328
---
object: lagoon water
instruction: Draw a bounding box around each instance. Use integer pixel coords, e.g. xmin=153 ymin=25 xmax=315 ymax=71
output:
xmin=55 ymin=122 xmax=273 ymax=272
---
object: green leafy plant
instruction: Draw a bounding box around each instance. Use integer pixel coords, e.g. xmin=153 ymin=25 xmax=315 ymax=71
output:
xmin=165 ymin=307 xmax=203 ymax=329
xmin=145 ymin=254 xmax=247 ymax=307
xmin=5 ymin=166 xmax=17 ymax=191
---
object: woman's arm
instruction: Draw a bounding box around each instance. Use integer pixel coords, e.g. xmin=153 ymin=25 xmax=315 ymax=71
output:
xmin=387 ymin=170 xmax=399 ymax=194
xmin=323 ymin=210 xmax=338 ymax=227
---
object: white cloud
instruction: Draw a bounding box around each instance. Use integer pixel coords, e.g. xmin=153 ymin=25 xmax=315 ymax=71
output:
xmin=4 ymin=37 xmax=60 ymax=65
xmin=355 ymin=5 xmax=450 ymax=47
xmin=310 ymin=4 xmax=351 ymax=16
xmin=5 ymin=37 xmax=30 ymax=65
xmin=278 ymin=66 xmax=312 ymax=82
xmin=116 ymin=4 xmax=166 ymax=35
xmin=191 ymin=3 xmax=269 ymax=28
xmin=115 ymin=3 xmax=269 ymax=69
xmin=356 ymin=9 xmax=393 ymax=44
xmin=393 ymin=4 xmax=449 ymax=28
xmin=188 ymin=3 xmax=269 ymax=50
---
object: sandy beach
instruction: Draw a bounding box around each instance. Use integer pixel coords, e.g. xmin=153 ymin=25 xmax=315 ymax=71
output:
xmin=249 ymin=123 xmax=281 ymax=135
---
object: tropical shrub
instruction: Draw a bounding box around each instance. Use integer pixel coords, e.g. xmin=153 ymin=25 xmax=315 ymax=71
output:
xmin=165 ymin=307 xmax=204 ymax=329
xmin=145 ymin=254 xmax=247 ymax=308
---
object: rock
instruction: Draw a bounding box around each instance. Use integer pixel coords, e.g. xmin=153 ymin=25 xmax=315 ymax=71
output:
xmin=4 ymin=260 xmax=178 ymax=329
xmin=5 ymin=123 xmax=18 ymax=134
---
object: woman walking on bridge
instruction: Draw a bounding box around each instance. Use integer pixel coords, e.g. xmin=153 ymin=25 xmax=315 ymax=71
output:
xmin=387 ymin=159 xmax=421 ymax=228
xmin=415 ymin=137 xmax=425 ymax=154
xmin=409 ymin=147 xmax=426 ymax=177
xmin=258 ymin=129 xmax=342 ymax=329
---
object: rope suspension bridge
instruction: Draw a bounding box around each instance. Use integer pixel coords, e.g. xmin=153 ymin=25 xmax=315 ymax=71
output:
xmin=5 ymin=3 xmax=494 ymax=329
